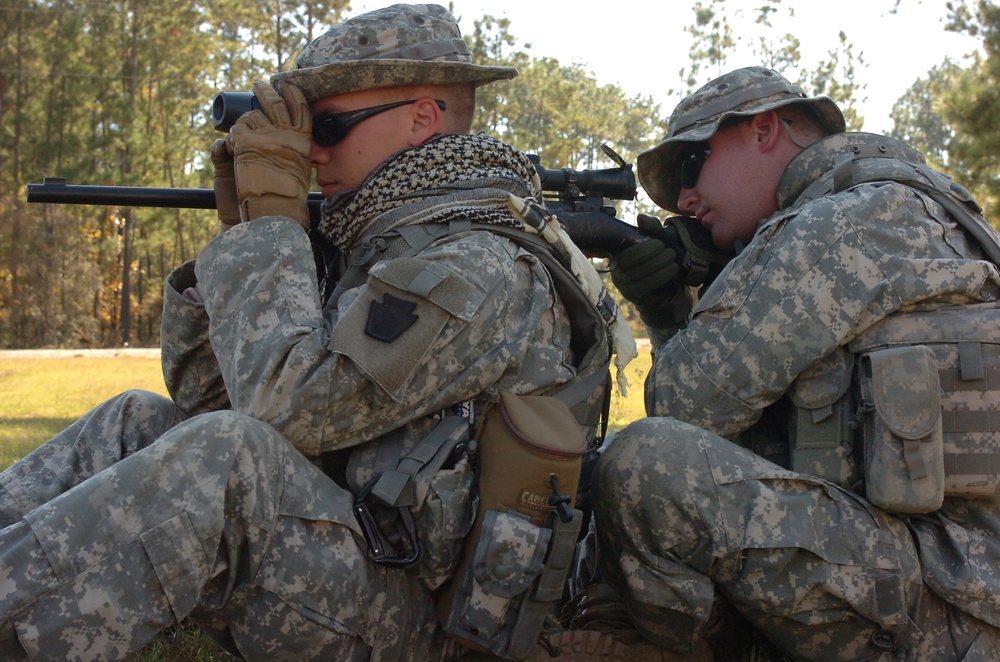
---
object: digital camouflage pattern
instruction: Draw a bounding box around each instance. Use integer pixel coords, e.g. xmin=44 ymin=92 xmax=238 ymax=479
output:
xmin=851 ymin=304 xmax=1000 ymax=499
xmin=648 ymin=133 xmax=1000 ymax=438
xmin=0 ymin=133 xmax=585 ymax=660
xmin=857 ymin=344 xmax=945 ymax=514
xmin=0 ymin=391 xmax=183 ymax=528
xmin=594 ymin=419 xmax=1000 ymax=660
xmin=191 ymin=134 xmax=580 ymax=457
xmin=271 ymin=4 xmax=517 ymax=102
xmin=594 ymin=130 xmax=1000 ymax=660
xmin=773 ymin=132 xmax=926 ymax=208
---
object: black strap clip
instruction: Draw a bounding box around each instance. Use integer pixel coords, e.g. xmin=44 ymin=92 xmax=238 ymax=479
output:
xmin=353 ymin=477 xmax=421 ymax=567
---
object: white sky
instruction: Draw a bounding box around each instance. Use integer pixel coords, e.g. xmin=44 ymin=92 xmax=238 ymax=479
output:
xmin=348 ymin=0 xmax=984 ymax=134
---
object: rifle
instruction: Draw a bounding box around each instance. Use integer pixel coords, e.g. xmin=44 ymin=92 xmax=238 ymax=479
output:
xmin=25 ymin=151 xmax=646 ymax=259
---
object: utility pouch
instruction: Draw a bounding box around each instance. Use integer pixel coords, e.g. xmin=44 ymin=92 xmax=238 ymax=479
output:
xmin=436 ymin=391 xmax=587 ymax=659
xmin=858 ymin=345 xmax=945 ymax=513
xmin=788 ymin=349 xmax=860 ymax=489
xmin=351 ymin=415 xmax=476 ymax=590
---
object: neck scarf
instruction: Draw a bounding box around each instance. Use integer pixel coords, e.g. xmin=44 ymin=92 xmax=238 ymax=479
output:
xmin=318 ymin=132 xmax=637 ymax=394
xmin=319 ymin=133 xmax=540 ymax=252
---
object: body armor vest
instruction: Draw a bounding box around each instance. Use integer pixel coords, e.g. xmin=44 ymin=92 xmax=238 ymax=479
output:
xmin=776 ymin=134 xmax=1000 ymax=512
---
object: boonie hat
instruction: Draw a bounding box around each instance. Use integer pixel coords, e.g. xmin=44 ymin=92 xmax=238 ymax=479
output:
xmin=638 ymin=66 xmax=846 ymax=213
xmin=271 ymin=3 xmax=518 ymax=102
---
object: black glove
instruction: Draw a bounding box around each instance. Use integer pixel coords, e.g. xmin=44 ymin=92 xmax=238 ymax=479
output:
xmin=611 ymin=214 xmax=688 ymax=328
xmin=665 ymin=215 xmax=734 ymax=288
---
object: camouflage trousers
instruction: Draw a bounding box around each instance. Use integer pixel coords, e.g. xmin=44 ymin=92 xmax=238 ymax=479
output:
xmin=593 ymin=417 xmax=1000 ymax=661
xmin=0 ymin=390 xmax=454 ymax=661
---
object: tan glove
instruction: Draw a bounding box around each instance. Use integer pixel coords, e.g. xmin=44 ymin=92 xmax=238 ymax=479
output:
xmin=210 ymin=137 xmax=240 ymax=233
xmin=228 ymin=80 xmax=312 ymax=229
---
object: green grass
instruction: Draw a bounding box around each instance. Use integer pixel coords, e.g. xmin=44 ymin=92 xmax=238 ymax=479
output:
xmin=609 ymin=348 xmax=652 ymax=430
xmin=0 ymin=355 xmax=170 ymax=468
xmin=0 ymin=351 xmax=654 ymax=467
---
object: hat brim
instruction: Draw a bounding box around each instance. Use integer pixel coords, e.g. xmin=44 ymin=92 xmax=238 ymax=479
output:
xmin=271 ymin=59 xmax=518 ymax=103
xmin=638 ymin=95 xmax=845 ymax=213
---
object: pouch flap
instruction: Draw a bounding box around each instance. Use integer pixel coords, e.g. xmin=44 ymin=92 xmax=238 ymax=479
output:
xmin=472 ymin=510 xmax=550 ymax=598
xmin=497 ymin=392 xmax=587 ymax=456
xmin=789 ymin=349 xmax=855 ymax=410
xmin=866 ymin=345 xmax=942 ymax=440
xmin=369 ymin=256 xmax=485 ymax=320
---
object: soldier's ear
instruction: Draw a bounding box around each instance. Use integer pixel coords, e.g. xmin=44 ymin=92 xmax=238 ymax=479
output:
xmin=751 ymin=110 xmax=783 ymax=152
xmin=406 ymin=97 xmax=443 ymax=146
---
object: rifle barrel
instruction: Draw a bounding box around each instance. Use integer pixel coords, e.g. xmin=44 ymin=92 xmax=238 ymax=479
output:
xmin=25 ymin=179 xmax=644 ymax=259
xmin=26 ymin=180 xmax=326 ymax=209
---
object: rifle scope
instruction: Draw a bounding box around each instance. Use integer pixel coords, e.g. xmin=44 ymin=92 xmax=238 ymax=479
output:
xmin=534 ymin=165 xmax=636 ymax=203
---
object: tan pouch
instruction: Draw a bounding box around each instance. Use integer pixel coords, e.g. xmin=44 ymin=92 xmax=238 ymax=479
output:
xmin=437 ymin=391 xmax=587 ymax=658
xmin=475 ymin=391 xmax=587 ymax=524
xmin=859 ymin=345 xmax=945 ymax=513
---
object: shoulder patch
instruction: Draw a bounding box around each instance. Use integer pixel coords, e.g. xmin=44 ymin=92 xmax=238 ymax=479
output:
xmin=330 ymin=255 xmax=487 ymax=401
xmin=366 ymin=293 xmax=418 ymax=342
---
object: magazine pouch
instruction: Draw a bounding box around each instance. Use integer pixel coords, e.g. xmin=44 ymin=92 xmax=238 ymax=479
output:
xmin=859 ymin=345 xmax=944 ymax=513
xmin=436 ymin=392 xmax=586 ymax=659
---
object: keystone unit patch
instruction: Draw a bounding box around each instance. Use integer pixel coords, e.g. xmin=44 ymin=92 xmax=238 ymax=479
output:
xmin=365 ymin=293 xmax=419 ymax=342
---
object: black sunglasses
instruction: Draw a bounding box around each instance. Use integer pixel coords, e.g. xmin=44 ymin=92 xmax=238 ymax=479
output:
xmin=676 ymin=142 xmax=712 ymax=189
xmin=312 ymin=99 xmax=447 ymax=147
xmin=675 ymin=116 xmax=754 ymax=189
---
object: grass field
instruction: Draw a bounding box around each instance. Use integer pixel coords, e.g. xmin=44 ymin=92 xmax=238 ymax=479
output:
xmin=0 ymin=354 xmax=170 ymax=467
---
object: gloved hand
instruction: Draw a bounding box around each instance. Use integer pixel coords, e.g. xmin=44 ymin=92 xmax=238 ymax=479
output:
xmin=666 ymin=215 xmax=734 ymax=288
xmin=228 ymin=80 xmax=312 ymax=229
xmin=210 ymin=137 xmax=240 ymax=233
xmin=611 ymin=213 xmax=690 ymax=329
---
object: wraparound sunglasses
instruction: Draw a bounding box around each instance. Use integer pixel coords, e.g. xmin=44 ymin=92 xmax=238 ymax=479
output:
xmin=312 ymin=99 xmax=448 ymax=146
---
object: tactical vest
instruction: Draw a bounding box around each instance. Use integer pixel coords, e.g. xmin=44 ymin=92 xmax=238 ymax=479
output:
xmin=327 ymin=217 xmax=616 ymax=503
xmin=329 ymin=219 xmax=616 ymax=658
xmin=333 ymin=219 xmax=616 ymax=430
xmin=777 ymin=134 xmax=1000 ymax=513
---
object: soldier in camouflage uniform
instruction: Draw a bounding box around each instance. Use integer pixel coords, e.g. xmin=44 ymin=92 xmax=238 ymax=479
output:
xmin=0 ymin=5 xmax=634 ymax=660
xmin=600 ymin=66 xmax=1000 ymax=660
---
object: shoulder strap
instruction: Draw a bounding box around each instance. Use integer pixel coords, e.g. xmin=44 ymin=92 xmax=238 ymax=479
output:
xmin=462 ymin=223 xmax=614 ymax=439
xmin=809 ymin=148 xmax=1000 ymax=266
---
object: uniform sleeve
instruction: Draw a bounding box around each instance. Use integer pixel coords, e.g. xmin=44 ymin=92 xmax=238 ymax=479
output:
xmin=193 ymin=217 xmax=563 ymax=456
xmin=159 ymin=260 xmax=230 ymax=414
xmin=646 ymin=184 xmax=1000 ymax=438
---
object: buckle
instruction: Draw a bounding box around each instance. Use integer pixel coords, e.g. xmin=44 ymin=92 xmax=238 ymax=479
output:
xmin=353 ymin=478 xmax=421 ymax=567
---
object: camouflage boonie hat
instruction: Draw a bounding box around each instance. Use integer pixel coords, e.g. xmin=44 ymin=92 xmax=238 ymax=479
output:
xmin=271 ymin=4 xmax=518 ymax=102
xmin=637 ymin=66 xmax=846 ymax=213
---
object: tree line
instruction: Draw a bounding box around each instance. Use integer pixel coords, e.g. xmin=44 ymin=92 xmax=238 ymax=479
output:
xmin=0 ymin=0 xmax=996 ymax=349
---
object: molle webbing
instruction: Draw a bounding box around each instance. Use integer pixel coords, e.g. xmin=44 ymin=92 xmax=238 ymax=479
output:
xmin=849 ymin=303 xmax=1000 ymax=496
